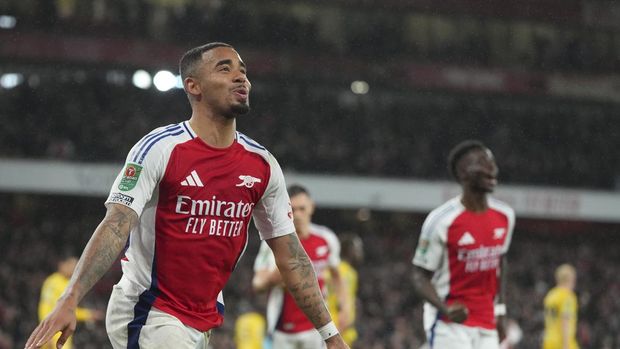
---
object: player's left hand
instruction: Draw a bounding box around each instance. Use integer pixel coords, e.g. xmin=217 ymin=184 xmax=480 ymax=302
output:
xmin=496 ymin=315 xmax=507 ymax=342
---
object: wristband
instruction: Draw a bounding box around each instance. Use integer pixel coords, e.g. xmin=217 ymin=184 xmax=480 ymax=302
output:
xmin=494 ymin=303 xmax=507 ymax=316
xmin=317 ymin=321 xmax=339 ymax=341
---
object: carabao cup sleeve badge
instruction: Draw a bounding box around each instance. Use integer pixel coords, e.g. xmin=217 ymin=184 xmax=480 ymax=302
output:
xmin=118 ymin=164 xmax=143 ymax=191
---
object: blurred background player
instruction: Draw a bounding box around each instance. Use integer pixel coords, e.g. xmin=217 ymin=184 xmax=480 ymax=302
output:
xmin=234 ymin=300 xmax=267 ymax=349
xmin=411 ymin=140 xmax=515 ymax=349
xmin=253 ymin=184 xmax=349 ymax=349
xmin=543 ymin=264 xmax=579 ymax=349
xmin=326 ymin=233 xmax=364 ymax=347
xmin=38 ymin=254 xmax=103 ymax=349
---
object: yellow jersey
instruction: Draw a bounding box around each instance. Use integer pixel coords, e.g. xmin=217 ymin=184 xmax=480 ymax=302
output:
xmin=234 ymin=311 xmax=266 ymax=349
xmin=38 ymin=272 xmax=94 ymax=349
xmin=326 ymin=261 xmax=358 ymax=346
xmin=543 ymin=286 xmax=579 ymax=349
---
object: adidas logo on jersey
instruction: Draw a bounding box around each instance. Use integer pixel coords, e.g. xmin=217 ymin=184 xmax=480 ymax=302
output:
xmin=236 ymin=175 xmax=261 ymax=188
xmin=181 ymin=170 xmax=204 ymax=187
xmin=458 ymin=232 xmax=476 ymax=246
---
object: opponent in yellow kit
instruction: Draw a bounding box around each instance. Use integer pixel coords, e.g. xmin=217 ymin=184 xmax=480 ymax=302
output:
xmin=327 ymin=233 xmax=364 ymax=347
xmin=543 ymin=264 xmax=579 ymax=349
xmin=38 ymin=256 xmax=100 ymax=349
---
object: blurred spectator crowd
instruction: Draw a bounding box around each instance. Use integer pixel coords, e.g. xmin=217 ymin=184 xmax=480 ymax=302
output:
xmin=1 ymin=77 xmax=619 ymax=189
xmin=2 ymin=0 xmax=620 ymax=74
xmin=1 ymin=193 xmax=619 ymax=349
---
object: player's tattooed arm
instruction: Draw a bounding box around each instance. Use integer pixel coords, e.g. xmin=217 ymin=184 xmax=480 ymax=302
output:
xmin=66 ymin=203 xmax=137 ymax=302
xmin=267 ymin=233 xmax=332 ymax=327
xmin=25 ymin=204 xmax=136 ymax=349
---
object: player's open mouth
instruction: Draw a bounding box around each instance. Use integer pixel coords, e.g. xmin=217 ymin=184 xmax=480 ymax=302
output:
xmin=233 ymin=88 xmax=248 ymax=100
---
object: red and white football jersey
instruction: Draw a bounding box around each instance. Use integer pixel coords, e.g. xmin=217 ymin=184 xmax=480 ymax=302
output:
xmin=105 ymin=121 xmax=295 ymax=332
xmin=412 ymin=196 xmax=515 ymax=331
xmin=253 ymin=223 xmax=340 ymax=334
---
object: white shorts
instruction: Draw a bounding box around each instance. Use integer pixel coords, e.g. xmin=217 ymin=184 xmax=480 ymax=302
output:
xmin=428 ymin=320 xmax=499 ymax=349
xmin=272 ymin=329 xmax=324 ymax=349
xmin=106 ymin=283 xmax=211 ymax=349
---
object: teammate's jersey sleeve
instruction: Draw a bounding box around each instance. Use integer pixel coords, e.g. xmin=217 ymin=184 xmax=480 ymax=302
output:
xmin=502 ymin=205 xmax=516 ymax=254
xmin=105 ymin=131 xmax=168 ymax=217
xmin=253 ymin=240 xmax=277 ymax=271
xmin=252 ymin=153 xmax=295 ymax=240
xmin=412 ymin=210 xmax=447 ymax=272
xmin=316 ymin=225 xmax=341 ymax=268
xmin=490 ymin=198 xmax=516 ymax=254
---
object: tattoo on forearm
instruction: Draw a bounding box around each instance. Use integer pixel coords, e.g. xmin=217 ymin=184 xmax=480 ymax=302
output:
xmin=286 ymin=235 xmax=313 ymax=276
xmin=284 ymin=235 xmax=330 ymax=326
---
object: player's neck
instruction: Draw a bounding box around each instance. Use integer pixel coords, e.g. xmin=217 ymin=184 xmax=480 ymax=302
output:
xmin=189 ymin=111 xmax=236 ymax=148
xmin=460 ymin=190 xmax=488 ymax=212
xmin=296 ymin=224 xmax=311 ymax=239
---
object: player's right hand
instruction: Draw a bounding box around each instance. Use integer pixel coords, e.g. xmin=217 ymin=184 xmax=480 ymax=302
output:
xmin=25 ymin=297 xmax=78 ymax=349
xmin=446 ymin=302 xmax=469 ymax=323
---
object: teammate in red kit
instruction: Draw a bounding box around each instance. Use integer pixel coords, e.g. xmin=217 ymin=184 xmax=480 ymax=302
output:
xmin=252 ymin=185 xmax=348 ymax=349
xmin=25 ymin=42 xmax=348 ymax=349
xmin=412 ymin=140 xmax=515 ymax=349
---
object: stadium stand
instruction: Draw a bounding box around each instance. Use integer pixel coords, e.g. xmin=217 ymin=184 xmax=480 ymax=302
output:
xmin=1 ymin=1 xmax=619 ymax=348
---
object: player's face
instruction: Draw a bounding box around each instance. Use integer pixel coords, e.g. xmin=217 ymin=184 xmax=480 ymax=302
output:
xmin=290 ymin=193 xmax=315 ymax=231
xmin=459 ymin=148 xmax=498 ymax=193
xmin=193 ymin=47 xmax=251 ymax=118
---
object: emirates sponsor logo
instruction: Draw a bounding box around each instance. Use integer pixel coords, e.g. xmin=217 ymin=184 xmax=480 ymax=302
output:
xmin=458 ymin=245 xmax=504 ymax=273
xmin=176 ymin=195 xmax=254 ymax=218
xmin=175 ymin=195 xmax=254 ymax=237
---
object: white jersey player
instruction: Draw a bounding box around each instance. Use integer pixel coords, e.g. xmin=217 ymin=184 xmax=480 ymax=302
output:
xmin=412 ymin=140 xmax=515 ymax=349
xmin=253 ymin=185 xmax=348 ymax=349
xmin=26 ymin=43 xmax=349 ymax=349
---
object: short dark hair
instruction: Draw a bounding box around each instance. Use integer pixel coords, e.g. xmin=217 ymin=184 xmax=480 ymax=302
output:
xmin=447 ymin=140 xmax=487 ymax=180
xmin=287 ymin=184 xmax=310 ymax=198
xmin=340 ymin=233 xmax=359 ymax=255
xmin=179 ymin=42 xmax=233 ymax=80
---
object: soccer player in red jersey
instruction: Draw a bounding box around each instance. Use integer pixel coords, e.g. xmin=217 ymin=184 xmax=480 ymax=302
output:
xmin=412 ymin=140 xmax=515 ymax=349
xmin=25 ymin=43 xmax=348 ymax=349
xmin=252 ymin=185 xmax=348 ymax=349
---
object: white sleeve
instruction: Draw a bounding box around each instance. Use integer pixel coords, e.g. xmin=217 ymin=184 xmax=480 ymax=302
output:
xmin=323 ymin=228 xmax=341 ymax=268
xmin=105 ymin=137 xmax=164 ymax=217
xmin=502 ymin=206 xmax=516 ymax=254
xmin=252 ymin=153 xmax=296 ymax=240
xmin=253 ymin=240 xmax=277 ymax=272
xmin=412 ymin=214 xmax=446 ymax=272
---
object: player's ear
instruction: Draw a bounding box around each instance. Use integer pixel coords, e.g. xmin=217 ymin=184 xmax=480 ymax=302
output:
xmin=184 ymin=77 xmax=201 ymax=98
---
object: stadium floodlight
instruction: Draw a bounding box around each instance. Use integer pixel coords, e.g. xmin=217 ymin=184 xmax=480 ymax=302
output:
xmin=0 ymin=73 xmax=24 ymax=89
xmin=132 ymin=70 xmax=152 ymax=89
xmin=153 ymin=70 xmax=176 ymax=92
xmin=0 ymin=15 xmax=17 ymax=29
xmin=351 ymin=80 xmax=369 ymax=95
